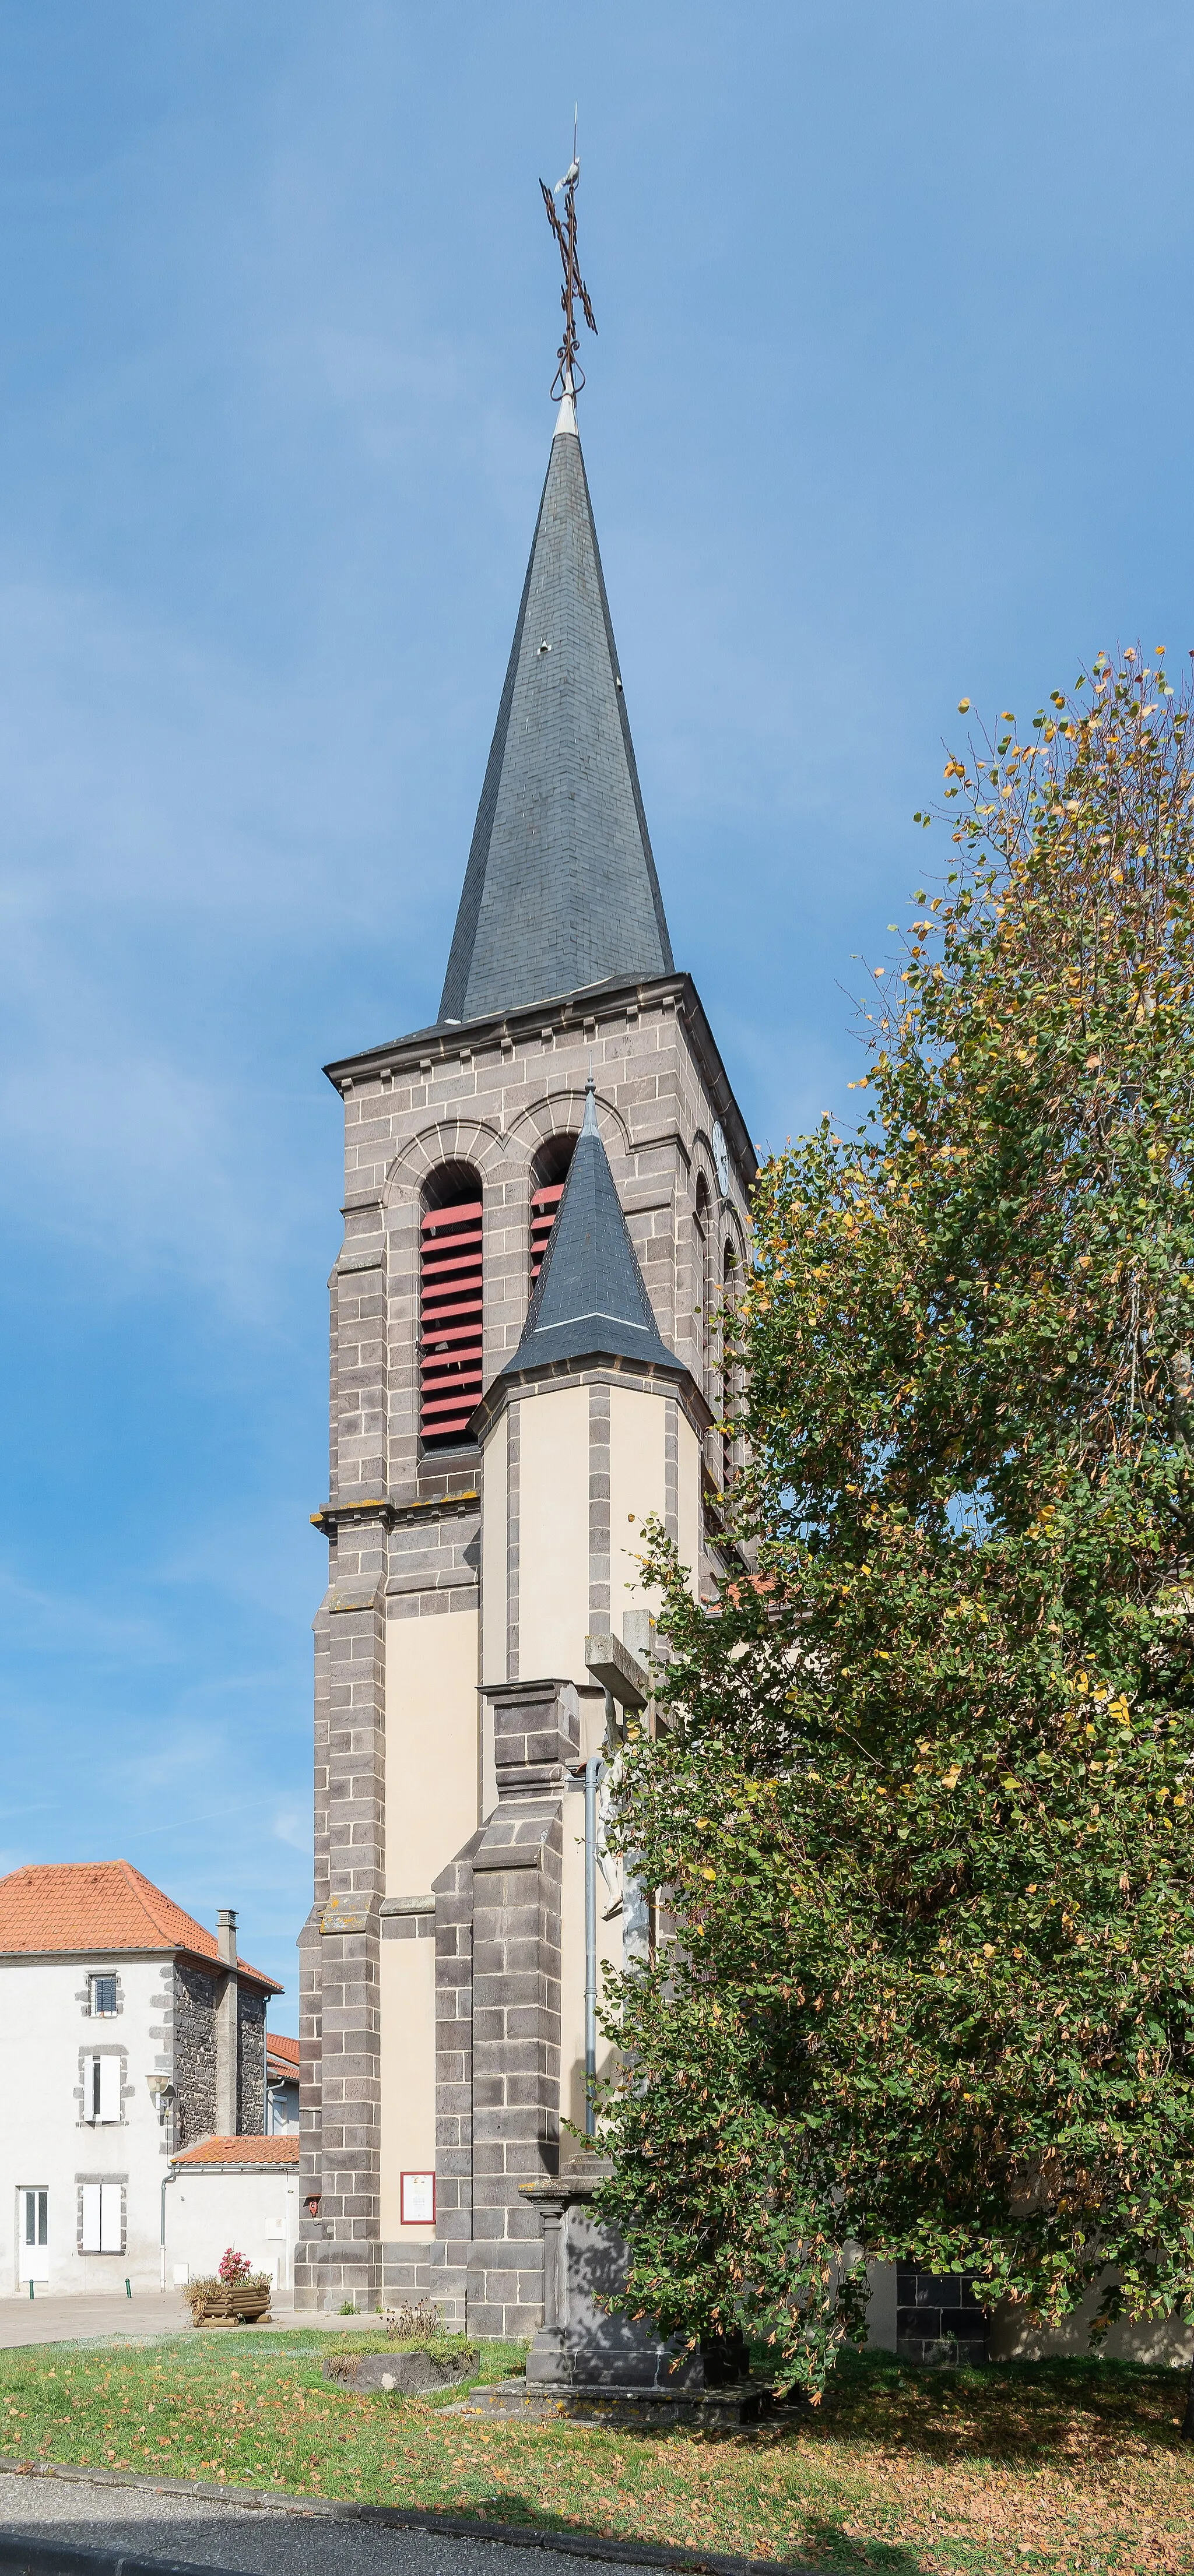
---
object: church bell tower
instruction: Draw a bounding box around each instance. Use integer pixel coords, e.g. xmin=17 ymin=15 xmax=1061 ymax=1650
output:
xmin=295 ymin=170 xmax=756 ymax=2319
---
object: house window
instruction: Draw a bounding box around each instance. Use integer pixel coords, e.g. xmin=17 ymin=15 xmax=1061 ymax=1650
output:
xmin=19 ymin=2188 xmax=48 ymax=2285
xmin=92 ymin=1975 xmax=117 ymax=2017
xmin=80 ymin=2183 xmax=122 ymax=2254
xmin=84 ymin=2056 xmax=122 ymax=2123
xmin=419 ymin=1169 xmax=483 ymax=1445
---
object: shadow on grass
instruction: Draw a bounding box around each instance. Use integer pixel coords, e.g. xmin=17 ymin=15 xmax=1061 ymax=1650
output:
xmin=795 ymin=2522 xmax=932 ymax=2574
xmin=416 ymin=2492 xmax=928 ymax=2575
xmin=757 ymin=2345 xmax=1191 ymax=2471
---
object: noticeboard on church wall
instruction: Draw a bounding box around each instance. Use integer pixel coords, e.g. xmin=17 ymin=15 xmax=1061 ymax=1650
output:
xmin=400 ymin=2170 xmax=436 ymax=2226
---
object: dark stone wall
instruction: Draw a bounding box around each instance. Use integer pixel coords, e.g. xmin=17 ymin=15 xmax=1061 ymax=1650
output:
xmin=294 ymin=1902 xmax=324 ymax=2308
xmin=896 ymin=2267 xmax=988 ymax=2367
xmin=434 ymin=1678 xmax=578 ymax=2339
xmin=173 ymin=1960 xmax=219 ymax=2148
xmin=237 ymin=1983 xmax=267 ymax=2134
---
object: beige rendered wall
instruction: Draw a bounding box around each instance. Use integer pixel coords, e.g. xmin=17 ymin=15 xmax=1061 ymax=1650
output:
xmin=607 ymin=1385 xmax=667 ymax=1634
xmin=385 ymin=1606 xmax=479 ymax=1897
xmin=517 ymin=1385 xmax=590 ymax=1677
xmin=481 ymin=1410 xmax=507 ymax=1685
xmin=989 ymin=2277 xmax=1193 ymax=2368
xmin=675 ymin=1409 xmax=703 ymax=1597
xmin=559 ymin=1784 xmax=621 ymax=2139
xmin=379 ymin=1937 xmax=437 ymax=2243
xmin=480 ymin=1410 xmax=508 ymax=1817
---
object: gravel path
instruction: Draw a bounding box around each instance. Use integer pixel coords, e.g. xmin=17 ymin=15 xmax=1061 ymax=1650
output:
xmin=0 ymin=2298 xmax=191 ymax=2352
xmin=0 ymin=2300 xmax=367 ymax=2352
xmin=0 ymin=2472 xmax=673 ymax=2576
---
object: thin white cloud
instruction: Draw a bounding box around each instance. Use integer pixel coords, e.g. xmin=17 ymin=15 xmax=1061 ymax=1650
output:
xmin=0 ymin=1562 xmax=172 ymax=1671
xmin=271 ymin=1805 xmax=313 ymax=1854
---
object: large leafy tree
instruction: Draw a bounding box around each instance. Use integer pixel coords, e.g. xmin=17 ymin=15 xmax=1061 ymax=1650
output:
xmin=598 ymin=647 xmax=1194 ymax=2398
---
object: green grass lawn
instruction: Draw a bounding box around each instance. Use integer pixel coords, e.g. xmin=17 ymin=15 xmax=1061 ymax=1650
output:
xmin=1 ymin=2330 xmax=1192 ymax=2575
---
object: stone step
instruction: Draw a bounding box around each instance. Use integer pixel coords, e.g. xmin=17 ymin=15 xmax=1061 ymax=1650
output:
xmin=452 ymin=2373 xmax=776 ymax=2429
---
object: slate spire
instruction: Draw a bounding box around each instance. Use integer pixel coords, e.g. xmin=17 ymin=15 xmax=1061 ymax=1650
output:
xmin=438 ymin=402 xmax=674 ymax=1026
xmin=503 ymin=1079 xmax=681 ymax=1378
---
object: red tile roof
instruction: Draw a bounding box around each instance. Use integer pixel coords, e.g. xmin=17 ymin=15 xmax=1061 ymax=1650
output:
xmin=0 ymin=1862 xmax=281 ymax=1993
xmin=172 ymin=2135 xmax=298 ymax=2169
xmin=266 ymin=2032 xmax=300 ymax=2071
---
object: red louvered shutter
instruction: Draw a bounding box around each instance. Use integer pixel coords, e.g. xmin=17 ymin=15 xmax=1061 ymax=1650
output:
xmin=420 ymin=1198 xmax=483 ymax=1442
xmin=529 ymin=1181 xmax=564 ymax=1283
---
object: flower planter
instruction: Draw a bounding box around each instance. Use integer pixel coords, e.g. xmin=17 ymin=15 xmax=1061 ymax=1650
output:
xmin=187 ymin=2282 xmax=272 ymax=2328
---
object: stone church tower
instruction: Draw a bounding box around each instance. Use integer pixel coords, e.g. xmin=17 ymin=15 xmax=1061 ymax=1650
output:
xmin=294 ymin=378 xmax=756 ymax=2320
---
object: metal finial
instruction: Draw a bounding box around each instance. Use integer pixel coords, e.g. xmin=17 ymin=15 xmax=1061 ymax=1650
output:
xmin=539 ymin=121 xmax=597 ymax=404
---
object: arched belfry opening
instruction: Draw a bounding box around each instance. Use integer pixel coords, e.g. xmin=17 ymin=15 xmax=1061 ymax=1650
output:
xmin=419 ymin=1164 xmax=483 ymax=1447
xmin=529 ymin=1134 xmax=577 ymax=1285
xmin=722 ymin=1236 xmax=741 ymax=1490
xmin=694 ymin=1171 xmax=712 ymax=1402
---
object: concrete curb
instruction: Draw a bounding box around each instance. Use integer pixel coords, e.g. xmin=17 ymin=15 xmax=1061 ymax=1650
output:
xmin=0 ymin=2457 xmax=817 ymax=2576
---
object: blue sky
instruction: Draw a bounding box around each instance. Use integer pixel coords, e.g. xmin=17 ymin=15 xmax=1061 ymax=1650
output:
xmin=1 ymin=3 xmax=1191 ymax=2026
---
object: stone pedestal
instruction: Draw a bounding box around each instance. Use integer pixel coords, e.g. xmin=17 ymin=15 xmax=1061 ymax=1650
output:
xmin=512 ymin=2166 xmax=767 ymax=2424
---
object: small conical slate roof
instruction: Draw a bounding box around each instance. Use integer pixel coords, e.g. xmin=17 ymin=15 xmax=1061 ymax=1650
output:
xmin=438 ymin=401 xmax=673 ymax=1026
xmin=503 ymin=1082 xmax=682 ymax=1378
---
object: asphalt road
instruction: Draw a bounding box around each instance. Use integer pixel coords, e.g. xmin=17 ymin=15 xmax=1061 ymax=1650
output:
xmin=0 ymin=2474 xmax=667 ymax=2576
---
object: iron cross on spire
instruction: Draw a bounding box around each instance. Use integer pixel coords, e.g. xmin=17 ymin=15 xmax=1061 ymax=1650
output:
xmin=539 ymin=124 xmax=597 ymax=404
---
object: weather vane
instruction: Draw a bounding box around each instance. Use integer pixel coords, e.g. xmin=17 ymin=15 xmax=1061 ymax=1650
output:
xmin=539 ymin=111 xmax=597 ymax=404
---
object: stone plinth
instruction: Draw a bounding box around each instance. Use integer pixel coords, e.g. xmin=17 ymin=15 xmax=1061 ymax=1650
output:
xmin=511 ymin=2165 xmax=768 ymax=2424
xmin=896 ymin=2265 xmax=988 ymax=2367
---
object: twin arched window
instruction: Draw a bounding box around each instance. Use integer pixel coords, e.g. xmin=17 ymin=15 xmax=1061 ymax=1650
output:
xmin=418 ymin=1137 xmax=577 ymax=1449
xmin=695 ymin=1172 xmax=745 ymax=1488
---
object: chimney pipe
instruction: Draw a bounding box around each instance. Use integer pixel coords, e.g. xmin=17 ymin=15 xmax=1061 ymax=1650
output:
xmin=215 ymin=1910 xmax=238 ymax=2136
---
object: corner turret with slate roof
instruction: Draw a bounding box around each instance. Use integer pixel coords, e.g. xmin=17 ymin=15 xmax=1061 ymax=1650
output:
xmin=501 ymin=1078 xmax=682 ymax=1380
xmin=300 ymin=186 xmax=758 ymax=2332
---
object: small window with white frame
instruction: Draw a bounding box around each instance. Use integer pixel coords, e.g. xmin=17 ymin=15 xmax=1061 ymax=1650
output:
xmin=91 ymin=1974 xmax=117 ymax=2017
xmin=83 ymin=2055 xmax=122 ymax=2124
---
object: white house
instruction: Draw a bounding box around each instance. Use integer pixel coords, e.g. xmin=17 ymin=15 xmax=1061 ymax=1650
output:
xmin=167 ymin=2136 xmax=299 ymax=2295
xmin=0 ymin=1860 xmax=283 ymax=2297
xmin=265 ymin=2032 xmax=300 ymax=2135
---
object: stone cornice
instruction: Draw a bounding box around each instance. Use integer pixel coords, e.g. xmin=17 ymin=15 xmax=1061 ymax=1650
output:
xmin=470 ymin=1352 xmax=712 ymax=1447
xmin=322 ymin=969 xmax=756 ymax=1200
xmin=310 ymin=1491 xmax=479 ymax=1533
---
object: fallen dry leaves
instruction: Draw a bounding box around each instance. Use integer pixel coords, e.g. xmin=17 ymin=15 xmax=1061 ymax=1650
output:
xmin=1 ymin=2337 xmax=1193 ymax=2571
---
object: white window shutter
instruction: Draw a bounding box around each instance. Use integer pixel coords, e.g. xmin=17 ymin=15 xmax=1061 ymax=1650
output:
xmin=100 ymin=2184 xmax=121 ymax=2253
xmin=80 ymin=2184 xmax=101 ymax=2252
xmin=84 ymin=2056 xmax=100 ymax=2121
xmin=99 ymin=2056 xmax=121 ymax=2122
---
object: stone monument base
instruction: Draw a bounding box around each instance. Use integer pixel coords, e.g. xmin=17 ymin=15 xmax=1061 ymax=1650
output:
xmin=513 ymin=2166 xmax=770 ymax=2427
xmin=454 ymin=2373 xmax=774 ymax=2428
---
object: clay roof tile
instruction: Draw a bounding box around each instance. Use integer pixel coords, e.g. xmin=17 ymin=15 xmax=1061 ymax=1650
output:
xmin=0 ymin=1861 xmax=281 ymax=1993
xmin=170 ymin=2135 xmax=298 ymax=2168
